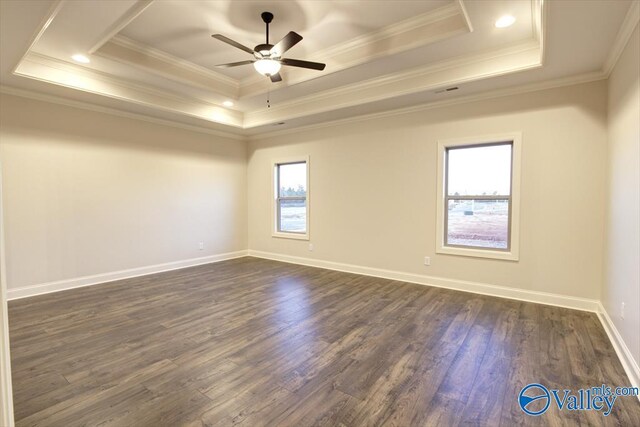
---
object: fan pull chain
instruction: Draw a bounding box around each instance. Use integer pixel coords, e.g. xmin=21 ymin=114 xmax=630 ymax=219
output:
xmin=267 ymin=88 xmax=271 ymax=108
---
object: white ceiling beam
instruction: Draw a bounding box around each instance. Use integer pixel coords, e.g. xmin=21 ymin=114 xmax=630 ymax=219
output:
xmin=88 ymin=0 xmax=155 ymax=54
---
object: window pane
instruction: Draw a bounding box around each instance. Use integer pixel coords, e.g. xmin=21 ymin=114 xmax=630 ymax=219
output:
xmin=447 ymin=199 xmax=509 ymax=249
xmin=279 ymin=162 xmax=307 ymax=197
xmin=279 ymin=199 xmax=307 ymax=233
xmin=447 ymin=144 xmax=512 ymax=196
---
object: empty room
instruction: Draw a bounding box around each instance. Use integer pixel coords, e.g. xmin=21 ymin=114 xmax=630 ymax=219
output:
xmin=0 ymin=0 xmax=639 ymax=425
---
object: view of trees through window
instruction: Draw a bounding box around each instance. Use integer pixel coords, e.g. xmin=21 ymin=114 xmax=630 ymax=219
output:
xmin=277 ymin=162 xmax=307 ymax=233
xmin=445 ymin=143 xmax=512 ymax=250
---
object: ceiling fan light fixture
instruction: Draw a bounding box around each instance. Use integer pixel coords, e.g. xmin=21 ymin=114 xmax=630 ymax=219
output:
xmin=254 ymin=59 xmax=281 ymax=76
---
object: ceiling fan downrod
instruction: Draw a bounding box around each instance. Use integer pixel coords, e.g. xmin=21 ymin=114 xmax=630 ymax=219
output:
xmin=262 ymin=12 xmax=273 ymax=45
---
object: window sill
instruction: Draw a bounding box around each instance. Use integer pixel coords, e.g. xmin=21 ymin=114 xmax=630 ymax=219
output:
xmin=436 ymin=245 xmax=519 ymax=261
xmin=272 ymin=231 xmax=309 ymax=241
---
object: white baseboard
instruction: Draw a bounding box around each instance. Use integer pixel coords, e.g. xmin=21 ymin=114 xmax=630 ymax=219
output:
xmin=6 ymin=249 xmax=601 ymax=311
xmin=597 ymin=303 xmax=640 ymax=392
xmin=6 ymin=250 xmax=248 ymax=301
xmin=247 ymin=250 xmax=600 ymax=312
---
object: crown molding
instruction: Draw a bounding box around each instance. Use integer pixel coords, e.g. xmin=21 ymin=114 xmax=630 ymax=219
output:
xmin=2 ymin=68 xmax=606 ymax=144
xmin=238 ymin=1 xmax=473 ymax=98
xmin=88 ymin=0 xmax=154 ymax=54
xmin=5 ymin=0 xmax=560 ymax=134
xmin=0 ymin=85 xmax=247 ymax=141
xmin=298 ymin=0 xmax=467 ymax=63
xmin=15 ymin=52 xmax=243 ymax=127
xmin=603 ymin=1 xmax=639 ymax=77
xmin=110 ymin=35 xmax=238 ymax=86
xmin=244 ymin=39 xmax=541 ymax=128
xmin=25 ymin=52 xmax=227 ymax=108
xmin=249 ymin=70 xmax=606 ymax=141
xmin=10 ymin=37 xmax=551 ymax=134
xmin=10 ymin=0 xmax=64 ymax=75
xmin=532 ymin=0 xmax=545 ymax=43
xmin=7 ymin=0 xmax=549 ymax=133
xmin=91 ymin=1 xmax=472 ymax=101
xmin=455 ymin=0 xmax=473 ymax=33
xmin=100 ymin=35 xmax=239 ymax=97
xmin=14 ymin=36 xmax=546 ymax=132
xmin=535 ymin=0 xmax=547 ymax=65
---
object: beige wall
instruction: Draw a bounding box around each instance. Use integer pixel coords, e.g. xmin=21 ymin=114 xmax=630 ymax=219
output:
xmin=603 ymin=24 xmax=640 ymax=367
xmin=248 ymin=81 xmax=608 ymax=300
xmin=1 ymin=80 xmax=610 ymax=303
xmin=0 ymin=162 xmax=14 ymax=426
xmin=0 ymin=94 xmax=247 ymax=290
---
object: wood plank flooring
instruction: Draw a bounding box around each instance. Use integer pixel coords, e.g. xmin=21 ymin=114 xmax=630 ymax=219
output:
xmin=8 ymin=257 xmax=640 ymax=426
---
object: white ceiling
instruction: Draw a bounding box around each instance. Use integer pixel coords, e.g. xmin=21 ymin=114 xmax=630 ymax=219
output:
xmin=0 ymin=0 xmax=637 ymax=137
xmin=120 ymin=0 xmax=452 ymax=80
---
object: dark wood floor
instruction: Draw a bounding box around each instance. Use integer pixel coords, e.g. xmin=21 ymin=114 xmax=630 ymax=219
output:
xmin=8 ymin=257 xmax=640 ymax=426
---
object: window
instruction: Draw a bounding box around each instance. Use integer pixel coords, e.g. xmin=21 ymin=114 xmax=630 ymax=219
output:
xmin=273 ymin=158 xmax=309 ymax=239
xmin=436 ymin=134 xmax=521 ymax=260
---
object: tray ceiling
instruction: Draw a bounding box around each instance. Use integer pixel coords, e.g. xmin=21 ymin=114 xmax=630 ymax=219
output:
xmin=0 ymin=0 xmax=637 ymax=137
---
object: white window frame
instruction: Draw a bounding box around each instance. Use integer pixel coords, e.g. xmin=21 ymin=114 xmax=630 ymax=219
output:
xmin=436 ymin=133 xmax=521 ymax=261
xmin=272 ymin=156 xmax=310 ymax=240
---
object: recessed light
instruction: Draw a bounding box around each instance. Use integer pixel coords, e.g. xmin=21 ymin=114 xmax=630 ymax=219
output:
xmin=495 ymin=15 xmax=516 ymax=28
xmin=222 ymin=100 xmax=234 ymax=107
xmin=71 ymin=54 xmax=90 ymax=64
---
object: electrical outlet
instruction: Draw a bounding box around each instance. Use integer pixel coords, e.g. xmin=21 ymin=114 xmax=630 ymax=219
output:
xmin=309 ymin=243 xmax=314 ymax=251
xmin=198 ymin=242 xmax=204 ymax=250
xmin=424 ymin=256 xmax=431 ymax=266
xmin=621 ymin=302 xmax=625 ymax=319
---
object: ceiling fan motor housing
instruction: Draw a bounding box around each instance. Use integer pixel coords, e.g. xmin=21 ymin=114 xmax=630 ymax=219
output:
xmin=254 ymin=44 xmax=275 ymax=57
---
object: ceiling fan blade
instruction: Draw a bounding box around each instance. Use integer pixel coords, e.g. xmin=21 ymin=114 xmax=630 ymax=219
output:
xmin=215 ymin=60 xmax=255 ymax=68
xmin=270 ymin=73 xmax=283 ymax=83
xmin=280 ymin=58 xmax=326 ymax=71
xmin=211 ymin=34 xmax=255 ymax=54
xmin=270 ymin=31 xmax=303 ymax=56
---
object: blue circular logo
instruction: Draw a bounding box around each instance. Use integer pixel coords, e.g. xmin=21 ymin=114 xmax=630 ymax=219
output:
xmin=519 ymin=383 xmax=551 ymax=416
